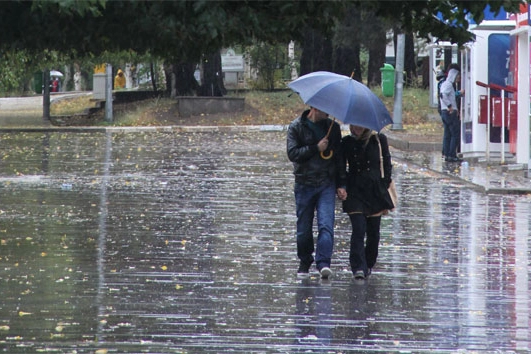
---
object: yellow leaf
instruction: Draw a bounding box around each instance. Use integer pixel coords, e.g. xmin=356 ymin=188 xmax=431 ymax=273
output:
xmin=41 ymin=252 xmax=47 ymax=257
xmin=161 ymin=265 xmax=168 ymax=271
xmin=18 ymin=311 xmax=32 ymax=316
xmin=175 ymin=284 xmax=183 ymax=290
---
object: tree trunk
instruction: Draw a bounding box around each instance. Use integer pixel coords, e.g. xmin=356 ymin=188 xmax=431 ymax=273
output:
xmin=175 ymin=62 xmax=199 ymax=96
xmin=394 ymin=31 xmax=417 ymax=87
xmin=200 ymin=52 xmax=225 ymax=97
xmin=332 ymin=6 xmax=362 ymax=81
xmin=333 ymin=46 xmax=361 ymax=81
xmin=125 ymin=63 xmax=133 ymax=89
xmin=150 ymin=63 xmax=157 ymax=92
xmin=420 ymin=56 xmax=430 ymax=89
xmin=163 ymin=63 xmax=177 ymax=98
xmin=367 ymin=29 xmax=387 ymax=87
xmin=43 ymin=69 xmax=50 ymax=121
xmin=64 ymin=65 xmax=72 ymax=92
xmin=73 ymin=63 xmax=83 ymax=91
xmin=300 ymin=28 xmax=333 ymax=76
xmin=404 ymin=33 xmax=417 ymax=87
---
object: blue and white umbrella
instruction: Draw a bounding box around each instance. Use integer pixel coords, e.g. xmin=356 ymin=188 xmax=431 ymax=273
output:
xmin=288 ymin=71 xmax=393 ymax=132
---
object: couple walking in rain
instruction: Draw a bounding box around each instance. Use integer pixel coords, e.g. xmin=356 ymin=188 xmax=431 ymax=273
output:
xmin=286 ymin=71 xmax=395 ymax=280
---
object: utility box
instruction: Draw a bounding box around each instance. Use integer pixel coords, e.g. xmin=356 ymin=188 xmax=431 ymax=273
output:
xmin=34 ymin=72 xmax=43 ymax=94
xmin=380 ymin=64 xmax=395 ymax=97
xmin=93 ymin=73 xmax=106 ymax=100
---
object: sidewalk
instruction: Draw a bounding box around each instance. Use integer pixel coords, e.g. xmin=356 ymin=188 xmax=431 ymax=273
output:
xmin=385 ymin=129 xmax=531 ymax=194
xmin=0 ymin=94 xmax=529 ymax=194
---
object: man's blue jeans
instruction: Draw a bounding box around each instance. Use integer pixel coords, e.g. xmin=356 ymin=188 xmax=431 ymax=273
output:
xmin=294 ymin=181 xmax=335 ymax=270
xmin=441 ymin=109 xmax=460 ymax=158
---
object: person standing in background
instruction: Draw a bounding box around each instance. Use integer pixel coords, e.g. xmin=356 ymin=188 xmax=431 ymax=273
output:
xmin=436 ymin=69 xmax=447 ymax=158
xmin=114 ymin=69 xmax=126 ymax=89
xmin=439 ymin=64 xmax=464 ymax=162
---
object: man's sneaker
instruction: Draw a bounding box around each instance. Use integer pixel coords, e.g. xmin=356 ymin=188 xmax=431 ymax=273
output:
xmin=297 ymin=263 xmax=310 ymax=278
xmin=367 ymin=268 xmax=372 ymax=277
xmin=353 ymin=270 xmax=366 ymax=280
xmin=319 ymin=267 xmax=332 ymax=279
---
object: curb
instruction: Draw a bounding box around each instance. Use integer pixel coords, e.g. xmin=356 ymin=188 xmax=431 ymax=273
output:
xmin=0 ymin=124 xmax=290 ymax=133
xmin=386 ymin=136 xmax=442 ymax=152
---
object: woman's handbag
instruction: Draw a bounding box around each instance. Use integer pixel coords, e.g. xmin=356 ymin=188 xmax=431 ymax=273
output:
xmin=387 ymin=180 xmax=398 ymax=211
xmin=375 ymin=134 xmax=397 ymax=212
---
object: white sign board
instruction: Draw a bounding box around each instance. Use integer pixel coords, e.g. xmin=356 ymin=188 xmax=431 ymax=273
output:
xmin=222 ymin=54 xmax=244 ymax=72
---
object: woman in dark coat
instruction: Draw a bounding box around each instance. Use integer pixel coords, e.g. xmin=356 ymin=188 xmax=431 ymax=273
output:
xmin=340 ymin=125 xmax=394 ymax=280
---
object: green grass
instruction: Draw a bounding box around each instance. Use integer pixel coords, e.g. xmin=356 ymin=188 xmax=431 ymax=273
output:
xmin=50 ymin=95 xmax=94 ymax=115
xmin=50 ymin=87 xmax=437 ymax=128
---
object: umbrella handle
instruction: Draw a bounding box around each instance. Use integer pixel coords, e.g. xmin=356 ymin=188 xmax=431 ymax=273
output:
xmin=320 ymin=117 xmax=336 ymax=159
xmin=320 ymin=150 xmax=333 ymax=159
xmin=324 ymin=118 xmax=335 ymax=139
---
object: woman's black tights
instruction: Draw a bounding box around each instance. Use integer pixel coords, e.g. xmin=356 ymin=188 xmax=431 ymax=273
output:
xmin=348 ymin=213 xmax=381 ymax=275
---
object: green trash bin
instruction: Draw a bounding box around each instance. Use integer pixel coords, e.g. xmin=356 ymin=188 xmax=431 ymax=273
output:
xmin=34 ymin=71 xmax=43 ymax=94
xmin=380 ymin=63 xmax=395 ymax=97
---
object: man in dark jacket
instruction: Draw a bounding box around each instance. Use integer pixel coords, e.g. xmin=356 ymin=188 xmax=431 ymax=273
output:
xmin=287 ymin=107 xmax=346 ymax=279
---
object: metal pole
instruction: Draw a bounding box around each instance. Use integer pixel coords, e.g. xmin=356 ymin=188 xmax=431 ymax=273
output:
xmin=501 ymin=89 xmax=505 ymax=164
xmin=105 ymin=64 xmax=113 ymax=122
xmin=486 ymin=87 xmax=490 ymax=162
xmin=392 ymin=33 xmax=405 ymax=130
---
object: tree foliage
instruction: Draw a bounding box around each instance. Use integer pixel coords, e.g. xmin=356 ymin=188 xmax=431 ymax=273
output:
xmin=0 ymin=0 xmax=525 ymax=96
xmin=0 ymin=1 xmax=344 ymax=59
xmin=248 ymin=42 xmax=288 ymax=90
xmin=1 ymin=0 xmax=525 ymax=56
xmin=360 ymin=0 xmax=524 ymax=46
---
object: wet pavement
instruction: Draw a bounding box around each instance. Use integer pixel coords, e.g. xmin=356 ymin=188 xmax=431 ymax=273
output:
xmin=0 ymin=93 xmax=89 ymax=127
xmin=387 ymin=134 xmax=531 ymax=195
xmin=0 ymin=127 xmax=530 ymax=353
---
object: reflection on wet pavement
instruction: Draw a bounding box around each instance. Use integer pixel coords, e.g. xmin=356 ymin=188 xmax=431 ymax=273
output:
xmin=0 ymin=130 xmax=530 ymax=353
xmin=393 ymin=148 xmax=531 ymax=193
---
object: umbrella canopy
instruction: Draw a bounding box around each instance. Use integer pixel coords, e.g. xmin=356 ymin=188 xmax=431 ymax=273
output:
xmin=50 ymin=70 xmax=63 ymax=77
xmin=288 ymin=71 xmax=393 ymax=132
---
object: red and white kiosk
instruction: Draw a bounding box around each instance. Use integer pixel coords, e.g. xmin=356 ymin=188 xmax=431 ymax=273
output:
xmin=457 ymin=4 xmax=531 ymax=168
xmin=459 ymin=12 xmax=519 ymax=164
